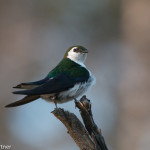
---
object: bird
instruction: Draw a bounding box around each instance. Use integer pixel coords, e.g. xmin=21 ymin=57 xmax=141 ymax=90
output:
xmin=5 ymin=46 xmax=96 ymax=108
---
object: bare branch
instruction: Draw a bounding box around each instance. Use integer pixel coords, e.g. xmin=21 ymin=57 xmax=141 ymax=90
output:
xmin=75 ymin=96 xmax=109 ymax=150
xmin=52 ymin=96 xmax=109 ymax=150
xmin=52 ymin=108 xmax=95 ymax=150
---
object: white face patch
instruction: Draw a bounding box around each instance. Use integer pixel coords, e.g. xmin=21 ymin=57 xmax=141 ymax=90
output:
xmin=67 ymin=47 xmax=87 ymax=67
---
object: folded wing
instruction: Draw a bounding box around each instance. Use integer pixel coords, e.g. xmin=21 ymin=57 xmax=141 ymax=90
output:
xmin=13 ymin=77 xmax=49 ymax=90
xmin=13 ymin=73 xmax=85 ymax=95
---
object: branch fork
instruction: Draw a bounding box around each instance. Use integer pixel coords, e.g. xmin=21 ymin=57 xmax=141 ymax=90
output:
xmin=52 ymin=96 xmax=108 ymax=150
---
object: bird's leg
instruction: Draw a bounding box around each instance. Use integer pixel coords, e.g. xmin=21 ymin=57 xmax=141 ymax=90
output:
xmin=50 ymin=96 xmax=58 ymax=109
xmin=54 ymin=101 xmax=58 ymax=109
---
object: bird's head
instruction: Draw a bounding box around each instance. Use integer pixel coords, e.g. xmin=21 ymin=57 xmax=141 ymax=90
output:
xmin=64 ymin=46 xmax=88 ymax=66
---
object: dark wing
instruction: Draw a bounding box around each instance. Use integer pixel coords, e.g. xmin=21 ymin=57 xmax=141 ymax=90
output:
xmin=13 ymin=73 xmax=85 ymax=95
xmin=13 ymin=78 xmax=49 ymax=89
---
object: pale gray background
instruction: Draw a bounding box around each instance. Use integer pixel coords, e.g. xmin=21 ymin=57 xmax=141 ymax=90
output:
xmin=0 ymin=0 xmax=150 ymax=150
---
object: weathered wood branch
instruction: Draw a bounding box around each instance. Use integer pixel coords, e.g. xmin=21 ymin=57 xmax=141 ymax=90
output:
xmin=52 ymin=108 xmax=95 ymax=150
xmin=52 ymin=96 xmax=109 ymax=150
xmin=75 ymin=96 xmax=109 ymax=150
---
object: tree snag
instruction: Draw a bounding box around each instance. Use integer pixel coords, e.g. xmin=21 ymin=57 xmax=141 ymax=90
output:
xmin=52 ymin=96 xmax=109 ymax=150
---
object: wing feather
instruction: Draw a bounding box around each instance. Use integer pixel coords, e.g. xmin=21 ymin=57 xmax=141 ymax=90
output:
xmin=13 ymin=74 xmax=83 ymax=95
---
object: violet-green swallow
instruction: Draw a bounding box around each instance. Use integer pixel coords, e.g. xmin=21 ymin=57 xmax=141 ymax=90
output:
xmin=5 ymin=46 xmax=96 ymax=108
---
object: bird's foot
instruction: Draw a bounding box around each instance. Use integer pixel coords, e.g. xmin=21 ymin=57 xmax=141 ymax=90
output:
xmin=74 ymin=98 xmax=77 ymax=102
xmin=74 ymin=98 xmax=78 ymax=109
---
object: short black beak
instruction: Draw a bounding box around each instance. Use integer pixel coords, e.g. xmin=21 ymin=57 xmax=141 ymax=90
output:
xmin=77 ymin=48 xmax=88 ymax=53
xmin=82 ymin=51 xmax=88 ymax=53
xmin=80 ymin=49 xmax=88 ymax=53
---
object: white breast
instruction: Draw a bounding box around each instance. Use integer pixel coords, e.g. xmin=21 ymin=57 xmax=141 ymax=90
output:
xmin=58 ymin=72 xmax=96 ymax=103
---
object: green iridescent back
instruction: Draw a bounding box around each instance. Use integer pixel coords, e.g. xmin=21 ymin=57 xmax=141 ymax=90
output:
xmin=46 ymin=58 xmax=89 ymax=79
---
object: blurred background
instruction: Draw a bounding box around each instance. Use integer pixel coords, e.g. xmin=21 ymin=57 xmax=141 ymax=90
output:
xmin=0 ymin=0 xmax=150 ymax=150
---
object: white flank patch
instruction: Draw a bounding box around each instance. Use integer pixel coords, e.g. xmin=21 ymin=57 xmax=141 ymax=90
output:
xmin=58 ymin=73 xmax=96 ymax=103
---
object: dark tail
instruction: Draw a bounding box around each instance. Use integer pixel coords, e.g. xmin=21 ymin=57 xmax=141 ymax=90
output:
xmin=5 ymin=95 xmax=40 ymax=107
xmin=12 ymin=90 xmax=32 ymax=95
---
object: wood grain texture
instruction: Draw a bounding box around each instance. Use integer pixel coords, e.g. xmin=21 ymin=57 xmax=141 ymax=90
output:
xmin=52 ymin=96 xmax=108 ymax=150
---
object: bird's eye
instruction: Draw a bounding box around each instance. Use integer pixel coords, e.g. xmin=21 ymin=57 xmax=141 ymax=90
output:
xmin=73 ymin=48 xmax=77 ymax=52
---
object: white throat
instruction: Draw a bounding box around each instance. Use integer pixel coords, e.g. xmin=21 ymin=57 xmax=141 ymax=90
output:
xmin=67 ymin=48 xmax=87 ymax=67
